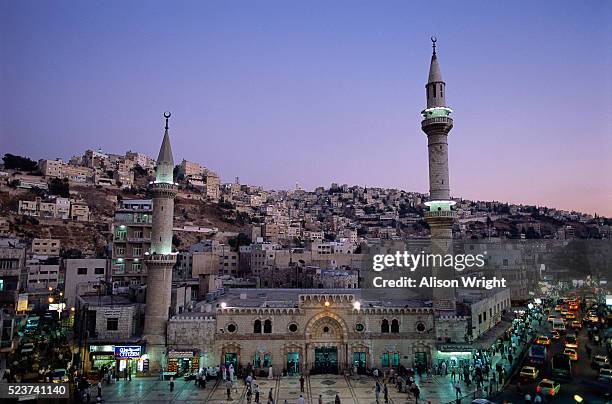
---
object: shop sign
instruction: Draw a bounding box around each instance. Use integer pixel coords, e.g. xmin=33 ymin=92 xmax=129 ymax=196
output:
xmin=438 ymin=344 xmax=473 ymax=352
xmin=115 ymin=345 xmax=141 ymax=358
xmin=168 ymin=350 xmax=195 ymax=359
xmin=90 ymin=345 xmax=115 ymax=353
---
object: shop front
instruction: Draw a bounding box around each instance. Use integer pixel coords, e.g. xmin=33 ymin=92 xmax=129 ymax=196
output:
xmin=167 ymin=350 xmax=200 ymax=376
xmin=434 ymin=344 xmax=473 ymax=373
xmin=114 ymin=345 xmax=145 ymax=377
xmin=89 ymin=345 xmax=116 ymax=374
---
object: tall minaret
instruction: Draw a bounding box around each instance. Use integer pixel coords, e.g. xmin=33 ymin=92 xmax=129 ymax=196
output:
xmin=421 ymin=38 xmax=457 ymax=315
xmin=143 ymin=112 xmax=178 ymax=371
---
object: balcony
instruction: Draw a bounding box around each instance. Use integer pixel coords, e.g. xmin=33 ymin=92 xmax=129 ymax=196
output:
xmin=421 ymin=116 xmax=453 ymax=128
xmin=425 ymin=210 xmax=456 ymax=219
xmin=145 ymin=254 xmax=177 ymax=265
xmin=127 ymin=237 xmax=151 ymax=243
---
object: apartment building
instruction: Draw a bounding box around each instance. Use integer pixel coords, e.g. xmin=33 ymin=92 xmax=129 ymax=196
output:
xmin=64 ymin=258 xmax=107 ymax=308
xmin=125 ymin=151 xmax=155 ymax=169
xmin=0 ymin=240 xmax=26 ymax=310
xmin=204 ymin=172 xmax=220 ymax=201
xmin=31 ymin=238 xmax=61 ymax=256
xmin=70 ymin=201 xmax=90 ymax=221
xmin=39 ymin=159 xmax=64 ymax=178
xmin=178 ymin=160 xmax=206 ymax=178
xmin=111 ymin=199 xmax=152 ymax=286
xmin=25 ymin=263 xmax=60 ymax=292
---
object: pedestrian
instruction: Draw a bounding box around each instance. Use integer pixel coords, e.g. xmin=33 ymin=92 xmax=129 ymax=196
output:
xmin=128 ymin=366 xmax=131 ymax=381
xmin=335 ymin=393 xmax=341 ymax=404
xmin=374 ymin=381 xmax=381 ymax=403
xmin=298 ymin=394 xmax=305 ymax=404
xmin=247 ymin=388 xmax=253 ymax=403
xmin=268 ymin=388 xmax=274 ymax=404
xmin=300 ymin=375 xmax=305 ymax=392
xmin=255 ymin=388 xmax=260 ymax=403
xmin=318 ymin=394 xmax=323 ymax=404
xmin=451 ymin=368 xmax=456 ymax=381
xmin=227 ymin=379 xmax=233 ymax=400
xmin=413 ymin=385 xmax=420 ymax=403
xmin=97 ymin=381 xmax=101 ymax=398
xmin=170 ymin=377 xmax=175 ymax=392
xmin=454 ymin=381 xmax=461 ymax=398
xmin=383 ymin=383 xmax=389 ymax=403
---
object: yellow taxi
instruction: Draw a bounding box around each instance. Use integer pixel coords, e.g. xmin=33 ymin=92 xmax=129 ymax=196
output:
xmin=536 ymin=335 xmax=551 ymax=345
xmin=519 ymin=366 xmax=540 ymax=381
xmin=563 ymin=348 xmax=578 ymax=361
xmin=537 ymin=379 xmax=561 ymax=397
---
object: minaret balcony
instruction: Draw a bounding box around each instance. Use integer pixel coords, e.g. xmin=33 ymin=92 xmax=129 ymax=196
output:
xmin=425 ymin=210 xmax=456 ymax=219
xmin=145 ymin=253 xmax=177 ymax=266
xmin=421 ymin=116 xmax=454 ymax=129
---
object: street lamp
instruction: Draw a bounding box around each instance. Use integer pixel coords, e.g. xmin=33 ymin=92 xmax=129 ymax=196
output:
xmin=48 ymin=297 xmax=54 ymax=304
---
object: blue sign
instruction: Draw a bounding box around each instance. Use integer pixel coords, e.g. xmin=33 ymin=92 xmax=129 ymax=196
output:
xmin=114 ymin=345 xmax=141 ymax=358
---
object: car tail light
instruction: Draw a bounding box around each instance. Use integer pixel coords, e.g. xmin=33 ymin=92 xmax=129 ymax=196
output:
xmin=549 ymin=388 xmax=555 ymax=395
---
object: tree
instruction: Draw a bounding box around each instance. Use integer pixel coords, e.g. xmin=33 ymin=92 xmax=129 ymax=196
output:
xmin=3 ymin=154 xmax=38 ymax=171
xmin=49 ymin=178 xmax=70 ymax=197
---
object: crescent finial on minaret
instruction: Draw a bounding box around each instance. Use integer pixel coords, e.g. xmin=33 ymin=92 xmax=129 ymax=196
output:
xmin=163 ymin=111 xmax=171 ymax=130
xmin=431 ymin=36 xmax=437 ymax=55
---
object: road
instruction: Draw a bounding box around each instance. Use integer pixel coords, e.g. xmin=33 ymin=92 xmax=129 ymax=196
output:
xmin=495 ymin=305 xmax=611 ymax=403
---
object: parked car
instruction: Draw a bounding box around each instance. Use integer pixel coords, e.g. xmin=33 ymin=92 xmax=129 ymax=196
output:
xmin=598 ymin=368 xmax=612 ymax=382
xmin=592 ymin=355 xmax=610 ymax=370
xmin=51 ymin=369 xmax=69 ymax=384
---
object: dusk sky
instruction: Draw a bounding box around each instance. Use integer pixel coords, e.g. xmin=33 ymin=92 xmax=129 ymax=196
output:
xmin=1 ymin=1 xmax=611 ymax=216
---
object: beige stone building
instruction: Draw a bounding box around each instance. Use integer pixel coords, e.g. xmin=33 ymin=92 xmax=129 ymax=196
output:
xmin=167 ymin=289 xmax=436 ymax=375
xmin=31 ymin=238 xmax=61 ymax=256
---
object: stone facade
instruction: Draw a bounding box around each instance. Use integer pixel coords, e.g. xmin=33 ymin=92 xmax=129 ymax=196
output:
xmin=168 ymin=290 xmax=436 ymax=375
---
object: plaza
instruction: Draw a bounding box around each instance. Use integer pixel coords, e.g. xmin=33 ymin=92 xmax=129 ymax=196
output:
xmin=95 ymin=372 xmax=489 ymax=404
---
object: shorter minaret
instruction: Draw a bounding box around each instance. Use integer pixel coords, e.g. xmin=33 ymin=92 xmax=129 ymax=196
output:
xmin=143 ymin=112 xmax=178 ymax=372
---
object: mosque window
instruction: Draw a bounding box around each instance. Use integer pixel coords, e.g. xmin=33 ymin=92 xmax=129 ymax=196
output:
xmin=254 ymin=319 xmax=262 ymax=334
xmin=355 ymin=323 xmax=365 ymax=332
xmin=264 ymin=319 xmax=272 ymax=334
xmin=288 ymin=323 xmax=298 ymax=333
xmin=391 ymin=319 xmax=399 ymax=333
xmin=381 ymin=319 xmax=389 ymax=333
xmin=416 ymin=322 xmax=426 ymax=333
xmin=226 ymin=323 xmax=237 ymax=333
xmin=433 ymin=84 xmax=437 ymax=97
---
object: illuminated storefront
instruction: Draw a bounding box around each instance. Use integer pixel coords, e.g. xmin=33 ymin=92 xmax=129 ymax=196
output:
xmin=89 ymin=345 xmax=116 ymax=371
xmin=114 ymin=345 xmax=145 ymax=376
xmin=167 ymin=350 xmax=199 ymax=375
xmin=435 ymin=344 xmax=473 ymax=369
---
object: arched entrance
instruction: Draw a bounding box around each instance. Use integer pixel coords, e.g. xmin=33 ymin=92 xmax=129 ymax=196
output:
xmin=305 ymin=313 xmax=348 ymax=375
